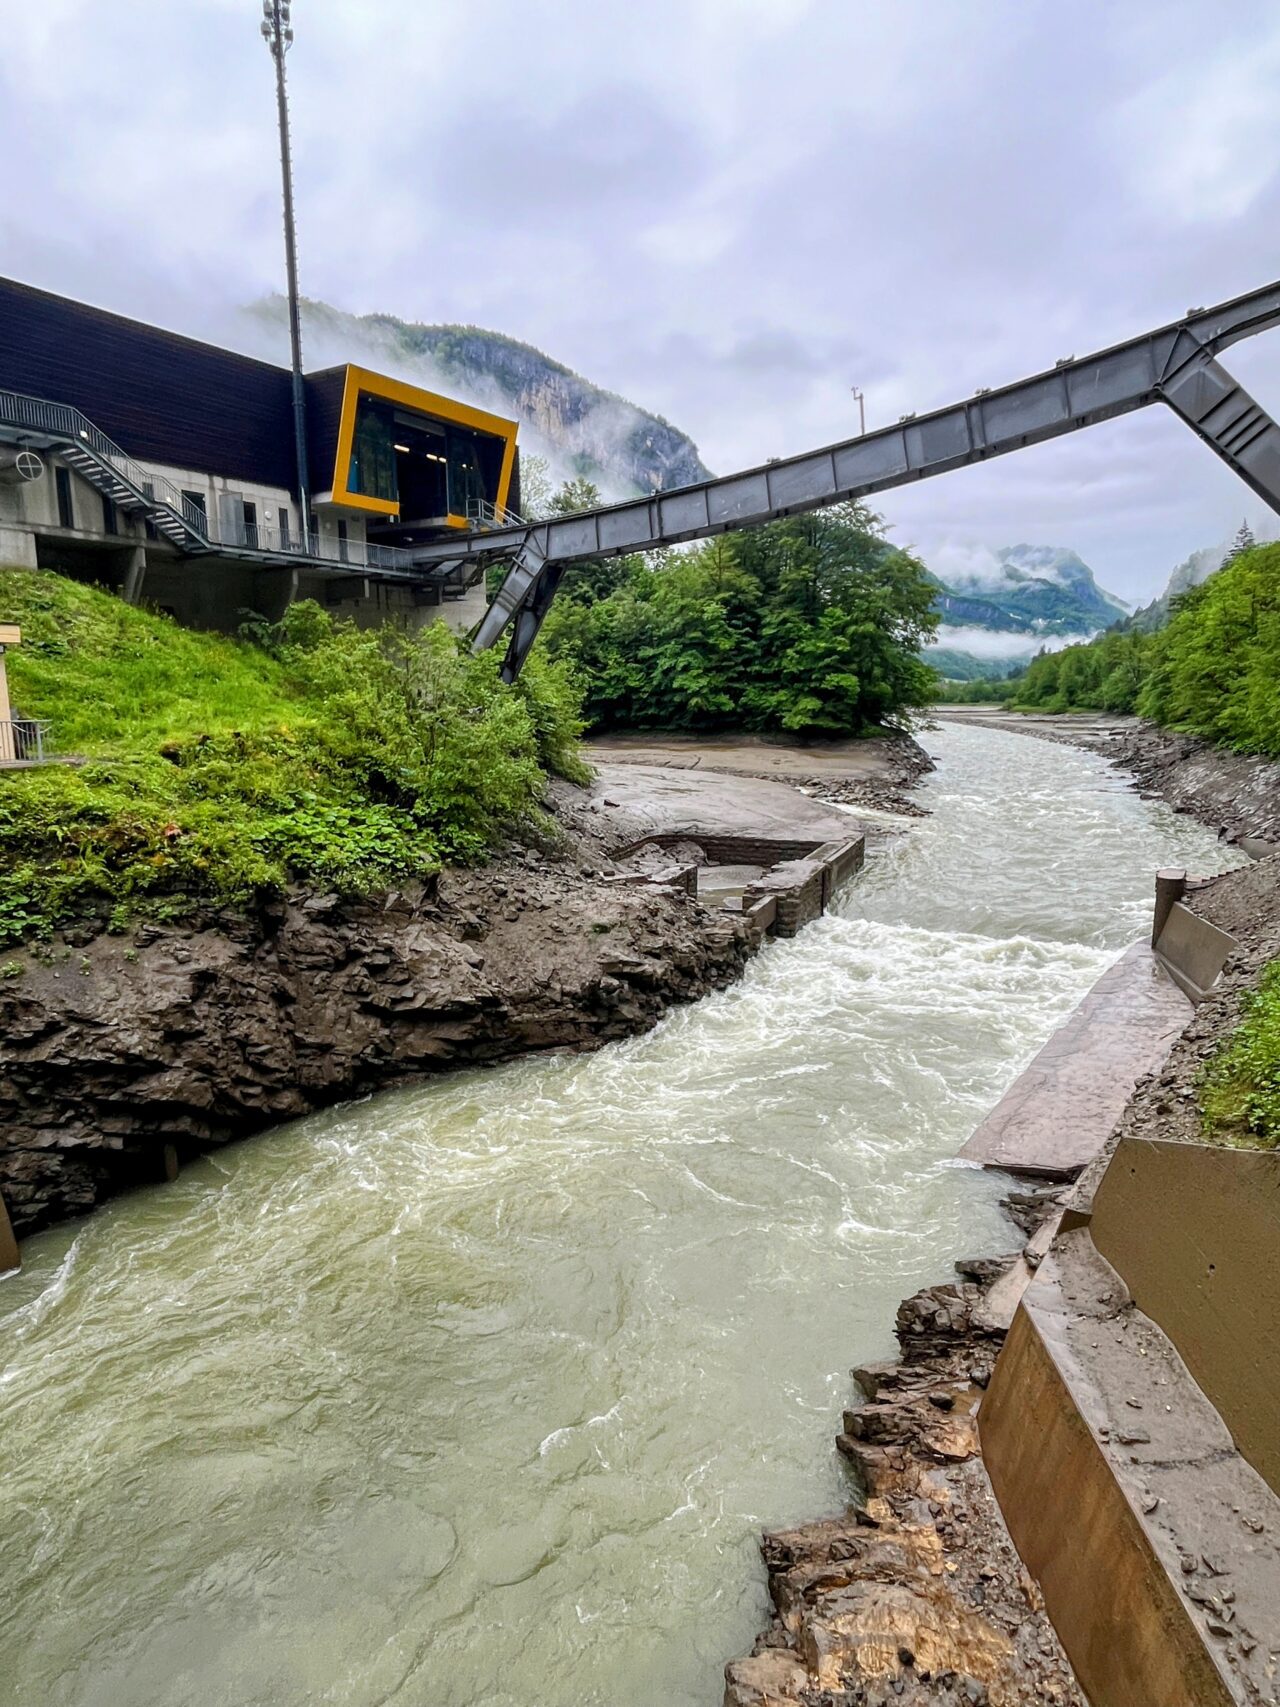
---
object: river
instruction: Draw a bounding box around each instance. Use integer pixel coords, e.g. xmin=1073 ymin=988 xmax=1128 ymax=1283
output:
xmin=0 ymin=724 xmax=1241 ymax=1707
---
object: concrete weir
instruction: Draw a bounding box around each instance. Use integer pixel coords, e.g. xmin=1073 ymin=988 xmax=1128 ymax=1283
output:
xmin=957 ymin=943 xmax=1191 ymax=1178
xmin=971 ymin=875 xmax=1280 ymax=1706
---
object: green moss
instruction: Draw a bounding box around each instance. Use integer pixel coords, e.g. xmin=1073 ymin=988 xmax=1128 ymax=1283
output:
xmin=0 ymin=571 xmax=590 ymax=944
xmin=1198 ymin=957 xmax=1280 ymax=1149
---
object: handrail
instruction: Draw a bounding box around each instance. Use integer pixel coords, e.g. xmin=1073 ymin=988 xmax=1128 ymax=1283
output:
xmin=224 ymin=522 xmax=432 ymax=575
xmin=0 ymin=388 xmax=211 ymax=539
xmin=0 ymin=717 xmax=51 ymax=765
xmin=465 ymin=496 xmax=524 ymax=530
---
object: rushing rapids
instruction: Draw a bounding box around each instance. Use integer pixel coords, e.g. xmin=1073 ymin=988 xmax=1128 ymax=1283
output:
xmin=0 ymin=724 xmax=1241 ymax=1707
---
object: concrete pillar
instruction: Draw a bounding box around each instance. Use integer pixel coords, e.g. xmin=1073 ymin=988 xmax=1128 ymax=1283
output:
xmin=0 ymin=1190 xmax=18 ymax=1276
xmin=0 ymin=634 xmax=14 ymax=765
xmin=0 ymin=523 xmax=38 ymax=568
xmin=1152 ymin=868 xmax=1188 ymax=948
xmin=121 ymin=545 xmax=148 ymax=606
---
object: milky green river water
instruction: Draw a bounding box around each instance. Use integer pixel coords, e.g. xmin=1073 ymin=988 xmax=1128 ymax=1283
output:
xmin=0 ymin=725 xmax=1240 ymax=1707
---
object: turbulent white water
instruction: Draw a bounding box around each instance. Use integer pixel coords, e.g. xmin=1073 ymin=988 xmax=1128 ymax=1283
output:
xmin=0 ymin=725 xmax=1240 ymax=1707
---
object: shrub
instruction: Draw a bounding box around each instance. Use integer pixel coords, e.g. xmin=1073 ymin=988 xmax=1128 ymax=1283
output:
xmin=0 ymin=574 xmax=589 ymax=943
xmin=1198 ymin=957 xmax=1280 ymax=1148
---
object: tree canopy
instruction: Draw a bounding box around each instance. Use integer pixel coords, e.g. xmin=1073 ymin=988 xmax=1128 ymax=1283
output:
xmin=536 ymin=500 xmax=939 ymax=738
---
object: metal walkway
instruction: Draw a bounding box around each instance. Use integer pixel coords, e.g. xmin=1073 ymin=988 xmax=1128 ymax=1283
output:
xmin=402 ymin=279 xmax=1280 ymax=679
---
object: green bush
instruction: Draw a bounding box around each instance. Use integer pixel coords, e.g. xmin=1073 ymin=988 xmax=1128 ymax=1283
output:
xmin=1199 ymin=958 xmax=1280 ymax=1148
xmin=0 ymin=573 xmax=589 ymax=943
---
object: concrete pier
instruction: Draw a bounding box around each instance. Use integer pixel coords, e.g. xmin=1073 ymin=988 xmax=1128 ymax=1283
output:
xmin=958 ymin=942 xmax=1192 ymax=1178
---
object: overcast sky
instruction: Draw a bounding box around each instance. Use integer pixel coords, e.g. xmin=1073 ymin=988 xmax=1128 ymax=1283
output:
xmin=4 ymin=0 xmax=1280 ymax=600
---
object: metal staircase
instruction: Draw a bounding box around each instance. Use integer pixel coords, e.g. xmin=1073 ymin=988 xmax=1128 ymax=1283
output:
xmin=0 ymin=389 xmax=214 ymax=552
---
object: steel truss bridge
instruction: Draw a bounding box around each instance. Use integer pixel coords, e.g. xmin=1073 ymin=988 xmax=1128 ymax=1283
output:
xmin=407 ymin=279 xmax=1280 ymax=679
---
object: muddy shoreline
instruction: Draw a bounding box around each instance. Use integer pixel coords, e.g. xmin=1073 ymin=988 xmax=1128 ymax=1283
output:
xmin=0 ymin=734 xmax=919 ymax=1244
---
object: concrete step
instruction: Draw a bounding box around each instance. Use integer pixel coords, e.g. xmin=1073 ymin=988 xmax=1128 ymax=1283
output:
xmin=958 ymin=942 xmax=1192 ymax=1179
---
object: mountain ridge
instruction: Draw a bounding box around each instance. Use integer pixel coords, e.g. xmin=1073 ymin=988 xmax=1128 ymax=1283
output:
xmin=923 ymin=543 xmax=1130 ymax=677
xmin=245 ymin=294 xmax=712 ymax=502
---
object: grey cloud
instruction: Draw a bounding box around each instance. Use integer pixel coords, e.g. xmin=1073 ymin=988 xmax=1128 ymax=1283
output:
xmin=3 ymin=0 xmax=1280 ymax=602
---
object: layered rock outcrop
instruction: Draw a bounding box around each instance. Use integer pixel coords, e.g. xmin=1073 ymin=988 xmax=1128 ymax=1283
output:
xmin=0 ymin=854 xmax=749 ymax=1237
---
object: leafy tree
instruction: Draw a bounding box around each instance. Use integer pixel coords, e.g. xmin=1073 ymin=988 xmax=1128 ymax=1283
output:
xmin=1009 ymin=542 xmax=1280 ymax=757
xmin=539 ymin=501 xmax=939 ymax=737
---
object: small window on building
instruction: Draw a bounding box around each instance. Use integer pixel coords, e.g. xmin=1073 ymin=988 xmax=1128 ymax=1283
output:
xmin=55 ymin=466 xmax=74 ymax=529
xmin=102 ymin=494 xmax=118 ymax=535
xmin=337 ymin=519 xmax=349 ymax=563
xmin=279 ymin=507 xmax=290 ymax=548
xmin=242 ymin=500 xmax=258 ymax=549
xmin=181 ymin=489 xmax=207 ymax=523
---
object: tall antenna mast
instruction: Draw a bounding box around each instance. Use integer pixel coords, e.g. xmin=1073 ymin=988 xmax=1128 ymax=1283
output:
xmin=261 ymin=0 xmax=312 ymax=552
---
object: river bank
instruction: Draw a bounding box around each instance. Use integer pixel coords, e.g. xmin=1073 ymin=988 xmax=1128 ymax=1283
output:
xmin=0 ymin=749 xmax=876 ymax=1242
xmin=587 ymin=730 xmax=934 ymax=817
xmin=720 ymin=716 xmax=1280 ymax=1706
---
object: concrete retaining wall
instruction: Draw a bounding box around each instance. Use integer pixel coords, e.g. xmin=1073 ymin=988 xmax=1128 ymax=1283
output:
xmin=741 ymin=836 xmax=865 ymax=937
xmin=619 ymin=831 xmax=865 ymax=940
xmin=974 ymin=872 xmax=1280 ymax=1703
xmin=1091 ymin=1137 xmax=1280 ymax=1494
xmin=618 ymin=832 xmax=841 ymax=866
xmin=980 ymin=1289 xmax=1239 ymax=1707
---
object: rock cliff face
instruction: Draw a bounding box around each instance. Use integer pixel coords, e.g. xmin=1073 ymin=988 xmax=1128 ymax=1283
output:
xmin=1125 ymin=542 xmax=1227 ymax=632
xmin=247 ymin=294 xmax=712 ymax=499
xmin=0 ymin=854 xmax=749 ymax=1238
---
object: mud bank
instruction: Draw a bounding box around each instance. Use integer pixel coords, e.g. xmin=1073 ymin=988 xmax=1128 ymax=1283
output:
xmin=0 ymin=755 xmax=878 ymax=1243
xmin=588 ymin=730 xmax=934 ymax=818
xmin=933 ymin=708 xmax=1280 ymax=851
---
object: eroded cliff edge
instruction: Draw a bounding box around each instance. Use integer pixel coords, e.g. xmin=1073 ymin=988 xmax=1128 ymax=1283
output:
xmin=0 ymin=822 xmax=747 ymax=1238
xmin=0 ymin=748 xmax=894 ymax=1241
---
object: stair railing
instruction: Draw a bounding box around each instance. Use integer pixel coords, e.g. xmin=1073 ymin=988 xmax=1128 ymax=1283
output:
xmin=0 ymin=389 xmax=211 ymax=541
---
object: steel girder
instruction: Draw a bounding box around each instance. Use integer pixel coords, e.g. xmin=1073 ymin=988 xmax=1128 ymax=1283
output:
xmin=401 ymin=279 xmax=1280 ymax=680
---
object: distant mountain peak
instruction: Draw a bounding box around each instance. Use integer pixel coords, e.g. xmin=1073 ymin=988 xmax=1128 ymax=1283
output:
xmin=924 ymin=542 xmax=1129 ymax=679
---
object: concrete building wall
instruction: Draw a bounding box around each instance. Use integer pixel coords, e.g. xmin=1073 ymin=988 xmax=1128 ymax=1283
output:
xmin=0 ymin=451 xmax=485 ymax=641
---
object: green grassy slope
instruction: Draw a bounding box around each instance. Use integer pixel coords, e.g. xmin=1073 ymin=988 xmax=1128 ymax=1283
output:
xmin=0 ymin=571 xmax=586 ymax=945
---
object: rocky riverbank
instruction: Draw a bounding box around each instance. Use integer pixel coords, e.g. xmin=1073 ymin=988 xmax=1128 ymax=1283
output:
xmin=0 ymin=751 xmax=879 ymax=1243
xmin=719 ymin=720 xmax=1280 ymax=1707
xmin=723 ymin=1183 xmax=1085 ymax=1707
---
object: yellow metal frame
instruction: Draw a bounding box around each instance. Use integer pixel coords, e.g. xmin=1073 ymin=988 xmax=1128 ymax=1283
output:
xmin=330 ymin=365 xmax=518 ymax=529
